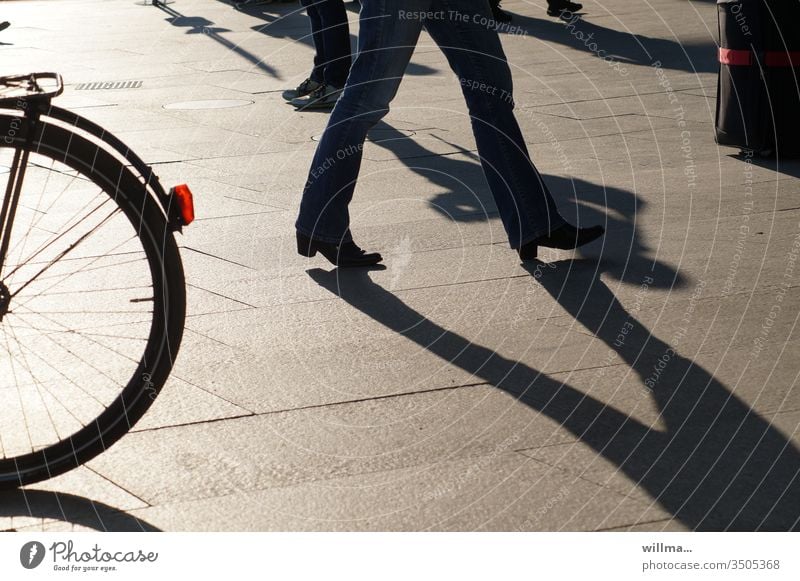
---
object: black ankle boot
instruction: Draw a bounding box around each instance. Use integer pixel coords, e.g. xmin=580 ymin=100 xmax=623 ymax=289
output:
xmin=518 ymin=222 xmax=604 ymax=260
xmin=547 ymin=1 xmax=583 ymax=17
xmin=490 ymin=1 xmax=513 ymax=23
xmin=297 ymin=232 xmax=383 ymax=267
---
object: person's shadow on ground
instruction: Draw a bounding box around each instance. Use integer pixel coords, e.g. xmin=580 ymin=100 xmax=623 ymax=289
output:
xmin=366 ymin=120 xmax=681 ymax=289
xmin=501 ymin=12 xmax=716 ymax=74
xmin=306 ymin=261 xmax=800 ymax=530
xmin=307 ymin=122 xmax=799 ymax=529
xmin=161 ymin=1 xmax=438 ymax=80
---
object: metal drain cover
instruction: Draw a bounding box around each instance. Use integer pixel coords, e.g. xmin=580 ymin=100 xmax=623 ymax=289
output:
xmin=164 ymin=99 xmax=253 ymax=110
xmin=75 ymin=80 xmax=143 ymax=90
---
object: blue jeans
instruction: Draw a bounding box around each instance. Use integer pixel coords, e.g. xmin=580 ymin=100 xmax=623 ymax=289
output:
xmin=302 ymin=0 xmax=352 ymax=88
xmin=296 ymin=0 xmax=565 ymax=249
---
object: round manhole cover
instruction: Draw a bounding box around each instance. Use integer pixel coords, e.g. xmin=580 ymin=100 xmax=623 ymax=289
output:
xmin=164 ymin=99 xmax=253 ymax=110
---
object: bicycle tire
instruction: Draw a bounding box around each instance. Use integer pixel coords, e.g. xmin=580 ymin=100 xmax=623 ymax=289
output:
xmin=0 ymin=112 xmax=186 ymax=488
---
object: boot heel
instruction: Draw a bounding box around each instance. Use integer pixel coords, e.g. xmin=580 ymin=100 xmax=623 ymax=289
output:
xmin=518 ymin=243 xmax=538 ymax=260
xmin=296 ymin=233 xmax=317 ymax=257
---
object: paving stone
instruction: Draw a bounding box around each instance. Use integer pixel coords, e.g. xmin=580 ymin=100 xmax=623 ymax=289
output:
xmin=87 ymin=386 xmax=582 ymax=505
xmin=4 ymin=0 xmax=799 ymax=533
xmin=111 ymin=453 xmax=667 ymax=531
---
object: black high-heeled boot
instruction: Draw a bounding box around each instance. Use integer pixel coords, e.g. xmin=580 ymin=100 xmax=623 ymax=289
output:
xmin=489 ymin=0 xmax=513 ymax=23
xmin=547 ymin=0 xmax=583 ymax=17
xmin=518 ymin=222 xmax=604 ymax=260
xmin=297 ymin=232 xmax=383 ymax=267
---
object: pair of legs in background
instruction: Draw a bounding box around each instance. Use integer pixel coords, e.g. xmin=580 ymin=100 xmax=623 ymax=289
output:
xmin=489 ymin=0 xmax=584 ymax=22
xmin=284 ymin=0 xmax=351 ymax=108
xmin=295 ymin=0 xmax=603 ymax=266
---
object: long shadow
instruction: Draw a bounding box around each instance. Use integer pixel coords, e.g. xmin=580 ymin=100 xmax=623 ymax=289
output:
xmin=734 ymin=152 xmax=800 ymax=180
xmin=367 ymin=121 xmax=682 ymax=288
xmin=0 ymin=489 xmax=160 ymax=531
xmin=353 ymin=122 xmax=800 ymax=528
xmin=234 ymin=0 xmax=438 ymax=77
xmin=155 ymin=1 xmax=280 ymax=78
xmin=307 ymin=264 xmax=800 ymax=530
xmin=504 ymin=12 xmax=716 ymax=74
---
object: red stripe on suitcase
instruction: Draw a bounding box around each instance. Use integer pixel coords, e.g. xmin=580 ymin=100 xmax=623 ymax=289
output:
xmin=719 ymin=48 xmax=752 ymax=66
xmin=765 ymin=51 xmax=800 ymax=67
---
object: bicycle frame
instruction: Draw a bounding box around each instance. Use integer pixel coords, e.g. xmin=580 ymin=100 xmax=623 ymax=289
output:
xmin=0 ymin=72 xmax=194 ymax=319
xmin=0 ymin=99 xmax=38 ymax=306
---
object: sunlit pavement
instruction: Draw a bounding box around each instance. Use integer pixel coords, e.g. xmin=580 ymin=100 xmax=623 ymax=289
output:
xmin=1 ymin=0 xmax=799 ymax=531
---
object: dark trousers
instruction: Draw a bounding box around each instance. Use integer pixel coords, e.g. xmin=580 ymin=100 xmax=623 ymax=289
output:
xmin=301 ymin=0 xmax=352 ymax=88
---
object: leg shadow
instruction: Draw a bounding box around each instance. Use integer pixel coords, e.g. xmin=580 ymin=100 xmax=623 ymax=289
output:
xmin=307 ymin=265 xmax=800 ymax=530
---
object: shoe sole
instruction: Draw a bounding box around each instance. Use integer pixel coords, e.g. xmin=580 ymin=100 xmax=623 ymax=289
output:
xmin=293 ymin=100 xmax=338 ymax=110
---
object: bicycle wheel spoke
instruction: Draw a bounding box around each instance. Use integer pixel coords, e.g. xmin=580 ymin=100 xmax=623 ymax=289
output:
xmin=2 ymin=321 xmax=75 ymax=455
xmin=12 ymin=255 xmax=148 ymax=285
xmin=0 ymin=116 xmax=183 ymax=487
xmin=0 ymin=322 xmax=36 ymax=456
xmin=3 ymin=156 xmax=93 ymax=270
xmin=13 ymin=305 xmax=148 ymax=368
xmin=9 ymin=205 xmax=121 ymax=298
xmin=9 ymin=222 xmax=137 ymax=311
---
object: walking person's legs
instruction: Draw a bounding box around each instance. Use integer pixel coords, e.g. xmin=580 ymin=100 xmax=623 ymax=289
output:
xmin=425 ymin=0 xmax=565 ymax=249
xmin=313 ymin=0 xmax=352 ymax=89
xmin=285 ymin=1 xmax=352 ymax=104
xmin=295 ymin=0 xmax=430 ymax=264
xmin=292 ymin=0 xmax=353 ymax=108
xmin=425 ymin=0 xmax=601 ymax=256
xmin=304 ymin=0 xmax=327 ymax=86
xmin=295 ymin=0 xmax=603 ymax=265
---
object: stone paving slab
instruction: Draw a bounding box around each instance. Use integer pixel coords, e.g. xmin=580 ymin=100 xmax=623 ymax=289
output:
xmin=3 ymin=0 xmax=799 ymax=532
xmin=86 ymin=384 xmax=585 ymax=505
xmin=95 ymin=452 xmax=669 ymax=531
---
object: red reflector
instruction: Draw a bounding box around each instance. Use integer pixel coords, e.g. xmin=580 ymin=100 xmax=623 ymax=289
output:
xmin=719 ymin=48 xmax=752 ymax=66
xmin=171 ymin=183 xmax=195 ymax=226
xmin=765 ymin=51 xmax=800 ymax=67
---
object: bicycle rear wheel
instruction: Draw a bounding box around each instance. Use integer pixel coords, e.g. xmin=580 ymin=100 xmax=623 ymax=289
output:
xmin=0 ymin=113 xmax=185 ymax=488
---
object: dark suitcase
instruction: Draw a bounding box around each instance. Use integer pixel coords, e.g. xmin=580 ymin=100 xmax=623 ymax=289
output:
xmin=715 ymin=0 xmax=800 ymax=156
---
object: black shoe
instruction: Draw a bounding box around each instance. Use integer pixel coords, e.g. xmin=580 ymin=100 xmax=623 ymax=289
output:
xmin=0 ymin=21 xmax=10 ymax=33
xmin=518 ymin=222 xmax=604 ymax=260
xmin=297 ymin=232 xmax=383 ymax=267
xmin=491 ymin=4 xmax=513 ymax=23
xmin=547 ymin=1 xmax=583 ymax=17
xmin=290 ymin=83 xmax=341 ymax=109
xmin=282 ymin=77 xmax=322 ymax=102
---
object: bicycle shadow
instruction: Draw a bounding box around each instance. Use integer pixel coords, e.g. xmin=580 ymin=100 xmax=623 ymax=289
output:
xmin=0 ymin=489 xmax=159 ymax=532
xmin=305 ymin=264 xmax=800 ymax=530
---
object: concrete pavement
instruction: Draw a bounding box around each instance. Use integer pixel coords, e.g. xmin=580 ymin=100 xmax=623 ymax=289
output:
xmin=1 ymin=0 xmax=799 ymax=531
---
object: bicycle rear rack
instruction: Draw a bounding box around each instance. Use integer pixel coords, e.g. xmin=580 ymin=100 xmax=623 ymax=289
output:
xmin=1 ymin=72 xmax=194 ymax=232
xmin=0 ymin=72 xmax=63 ymax=105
